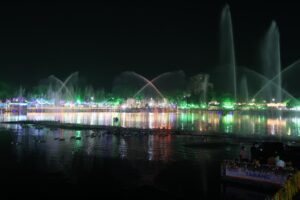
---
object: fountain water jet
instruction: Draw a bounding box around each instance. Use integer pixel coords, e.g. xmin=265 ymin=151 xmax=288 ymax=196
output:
xmin=48 ymin=76 xmax=73 ymax=99
xmin=56 ymin=72 xmax=79 ymax=95
xmin=48 ymin=72 xmax=79 ymax=101
xmin=127 ymin=72 xmax=165 ymax=99
xmin=241 ymin=67 xmax=296 ymax=101
xmin=220 ymin=4 xmax=237 ymax=101
xmin=133 ymin=72 xmax=172 ymax=98
xmin=240 ymin=76 xmax=249 ymax=102
xmin=260 ymin=21 xmax=281 ymax=102
xmin=253 ymin=59 xmax=300 ymax=101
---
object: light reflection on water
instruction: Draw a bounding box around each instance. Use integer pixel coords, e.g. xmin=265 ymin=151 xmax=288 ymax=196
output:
xmin=6 ymin=124 xmax=238 ymax=164
xmin=0 ymin=114 xmax=279 ymax=199
xmin=1 ymin=111 xmax=300 ymax=138
xmin=0 ymin=123 xmax=246 ymax=199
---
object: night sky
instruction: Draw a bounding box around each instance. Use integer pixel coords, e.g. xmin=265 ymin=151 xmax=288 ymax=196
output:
xmin=0 ymin=1 xmax=300 ymax=90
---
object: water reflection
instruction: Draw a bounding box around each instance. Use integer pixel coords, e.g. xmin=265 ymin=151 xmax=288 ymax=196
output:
xmin=0 ymin=121 xmax=274 ymax=199
xmin=2 ymin=111 xmax=300 ymax=138
xmin=6 ymin=125 xmax=205 ymax=163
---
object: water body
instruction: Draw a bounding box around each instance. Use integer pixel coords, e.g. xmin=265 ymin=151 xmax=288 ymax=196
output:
xmin=2 ymin=111 xmax=300 ymax=139
xmin=0 ymin=111 xmax=296 ymax=199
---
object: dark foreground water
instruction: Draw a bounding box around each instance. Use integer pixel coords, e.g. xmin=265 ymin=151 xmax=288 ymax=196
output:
xmin=0 ymin=123 xmax=281 ymax=200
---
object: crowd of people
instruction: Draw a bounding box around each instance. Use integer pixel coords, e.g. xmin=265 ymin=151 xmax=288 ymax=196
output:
xmin=238 ymin=143 xmax=294 ymax=171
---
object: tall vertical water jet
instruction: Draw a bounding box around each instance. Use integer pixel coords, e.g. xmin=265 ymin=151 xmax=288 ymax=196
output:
xmin=261 ymin=21 xmax=282 ymax=102
xmin=201 ymin=74 xmax=210 ymax=103
xmin=220 ymin=4 xmax=237 ymax=101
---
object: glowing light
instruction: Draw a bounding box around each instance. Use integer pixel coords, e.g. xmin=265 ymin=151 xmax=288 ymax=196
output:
xmin=121 ymin=104 xmax=127 ymax=110
xmin=76 ymin=98 xmax=82 ymax=104
xmin=221 ymin=101 xmax=234 ymax=110
xmin=267 ymin=102 xmax=286 ymax=108
xmin=223 ymin=114 xmax=233 ymax=124
xmin=200 ymin=103 xmax=207 ymax=109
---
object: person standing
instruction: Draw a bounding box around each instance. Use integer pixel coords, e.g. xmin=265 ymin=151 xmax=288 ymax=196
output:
xmin=275 ymin=156 xmax=285 ymax=168
xmin=239 ymin=146 xmax=248 ymax=162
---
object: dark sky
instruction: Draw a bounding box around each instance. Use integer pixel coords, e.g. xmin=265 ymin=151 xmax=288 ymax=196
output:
xmin=0 ymin=1 xmax=300 ymax=90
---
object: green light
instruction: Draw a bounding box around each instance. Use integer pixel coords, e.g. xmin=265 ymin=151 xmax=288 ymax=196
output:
xmin=106 ymin=97 xmax=124 ymax=106
xmin=178 ymin=101 xmax=205 ymax=109
xmin=200 ymin=103 xmax=207 ymax=109
xmin=222 ymin=113 xmax=234 ymax=133
xmin=223 ymin=114 xmax=233 ymax=124
xmin=76 ymin=130 xmax=81 ymax=137
xmin=178 ymin=101 xmax=188 ymax=109
xmin=286 ymin=98 xmax=300 ymax=109
xmin=220 ymin=97 xmax=235 ymax=110
xmin=222 ymin=102 xmax=234 ymax=110
xmin=257 ymin=105 xmax=267 ymax=110
xmin=180 ymin=113 xmax=188 ymax=121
